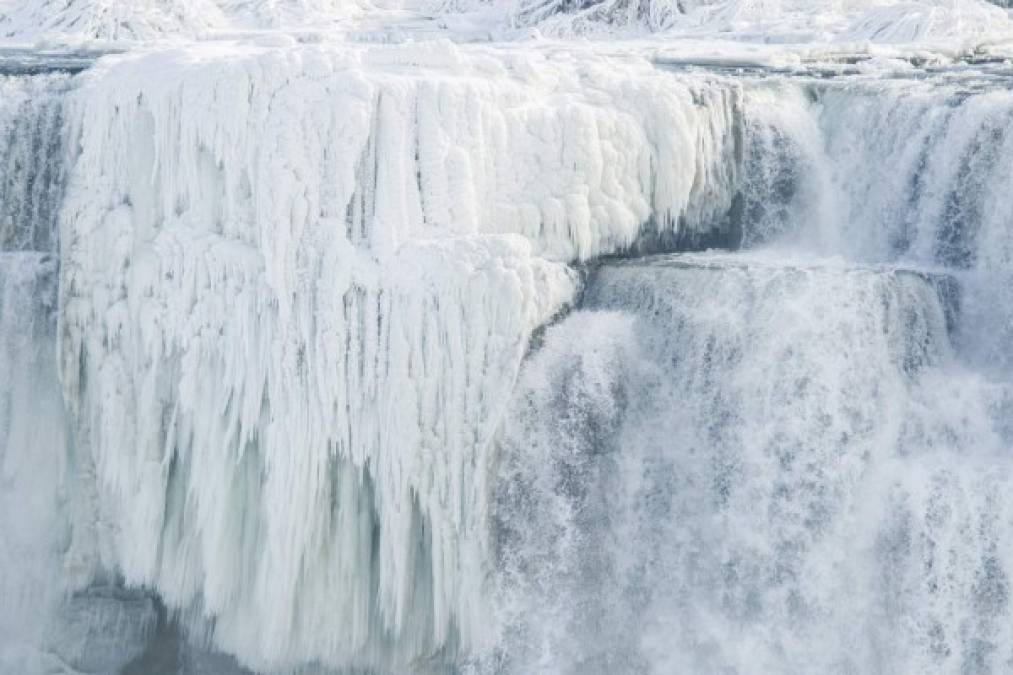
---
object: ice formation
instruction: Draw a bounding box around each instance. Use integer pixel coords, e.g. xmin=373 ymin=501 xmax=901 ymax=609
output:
xmin=4 ymin=0 xmax=1013 ymax=673
xmin=52 ymin=41 xmax=763 ymax=671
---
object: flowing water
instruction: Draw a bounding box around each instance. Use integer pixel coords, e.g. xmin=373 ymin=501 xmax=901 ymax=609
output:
xmin=492 ymin=69 xmax=1013 ymax=674
xmin=0 ymin=68 xmax=161 ymax=674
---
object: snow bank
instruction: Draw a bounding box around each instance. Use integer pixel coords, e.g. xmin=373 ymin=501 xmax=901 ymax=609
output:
xmin=842 ymin=0 xmax=1011 ymax=42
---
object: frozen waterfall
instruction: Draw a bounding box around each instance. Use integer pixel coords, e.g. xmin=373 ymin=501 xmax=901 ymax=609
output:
xmin=3 ymin=39 xmax=1013 ymax=675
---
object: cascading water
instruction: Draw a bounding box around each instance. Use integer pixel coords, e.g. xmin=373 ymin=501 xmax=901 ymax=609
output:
xmin=0 ymin=71 xmax=77 ymax=671
xmin=0 ymin=69 xmax=162 ymax=675
xmin=490 ymin=70 xmax=1013 ymax=674
xmin=495 ymin=254 xmax=1012 ymax=673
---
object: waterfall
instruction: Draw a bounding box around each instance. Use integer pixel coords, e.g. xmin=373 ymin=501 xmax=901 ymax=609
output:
xmin=490 ymin=70 xmax=1013 ymax=675
xmin=495 ymin=254 xmax=1011 ymax=673
xmin=3 ymin=40 xmax=1013 ymax=675
xmin=0 ymin=70 xmax=161 ymax=675
xmin=0 ymin=72 xmax=74 ymax=672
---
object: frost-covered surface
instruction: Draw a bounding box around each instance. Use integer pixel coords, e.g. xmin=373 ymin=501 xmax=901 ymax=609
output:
xmin=217 ymin=0 xmax=357 ymax=29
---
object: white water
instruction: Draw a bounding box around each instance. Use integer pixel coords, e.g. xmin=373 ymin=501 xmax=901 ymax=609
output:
xmin=0 ymin=72 xmax=160 ymax=674
xmin=0 ymin=73 xmax=74 ymax=673
xmin=496 ymin=255 xmax=1013 ymax=673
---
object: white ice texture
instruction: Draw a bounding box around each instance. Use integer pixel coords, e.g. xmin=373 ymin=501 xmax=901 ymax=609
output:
xmin=4 ymin=5 xmax=1013 ymax=675
xmin=52 ymin=43 xmax=751 ymax=671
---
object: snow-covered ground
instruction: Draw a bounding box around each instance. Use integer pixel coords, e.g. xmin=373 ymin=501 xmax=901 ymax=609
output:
xmin=1 ymin=0 xmax=1012 ymax=47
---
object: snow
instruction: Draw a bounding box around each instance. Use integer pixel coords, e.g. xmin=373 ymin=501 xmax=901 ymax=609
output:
xmin=0 ymin=0 xmax=1011 ymax=44
xmin=0 ymin=0 xmax=227 ymax=43
xmin=509 ymin=0 xmax=1013 ymax=41
xmin=0 ymin=0 xmax=363 ymax=43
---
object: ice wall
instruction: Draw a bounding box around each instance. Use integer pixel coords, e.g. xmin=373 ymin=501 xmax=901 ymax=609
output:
xmin=59 ymin=42 xmax=701 ymax=672
xmin=62 ymin=41 xmax=840 ymax=671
